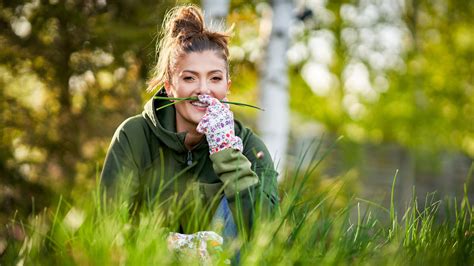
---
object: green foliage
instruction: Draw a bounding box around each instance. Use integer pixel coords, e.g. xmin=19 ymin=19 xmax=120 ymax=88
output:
xmin=1 ymin=0 xmax=473 ymax=262
xmin=0 ymin=0 xmax=183 ymax=227
xmin=4 ymin=140 xmax=473 ymax=265
xmin=287 ymin=0 xmax=474 ymax=155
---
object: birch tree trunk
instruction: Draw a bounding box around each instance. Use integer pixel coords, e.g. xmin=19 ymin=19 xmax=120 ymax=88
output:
xmin=202 ymin=0 xmax=230 ymax=29
xmin=258 ymin=0 xmax=293 ymax=179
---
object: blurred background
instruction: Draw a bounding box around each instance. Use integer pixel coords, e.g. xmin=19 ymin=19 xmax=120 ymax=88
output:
xmin=1 ymin=0 xmax=473 ymax=245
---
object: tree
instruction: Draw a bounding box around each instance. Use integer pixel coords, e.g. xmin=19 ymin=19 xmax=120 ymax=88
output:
xmin=258 ymin=0 xmax=293 ymax=177
xmin=0 ymin=0 xmax=176 ymax=222
xmin=202 ymin=0 xmax=230 ymax=28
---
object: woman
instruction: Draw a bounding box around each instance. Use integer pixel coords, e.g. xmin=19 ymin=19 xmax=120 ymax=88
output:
xmin=100 ymin=4 xmax=278 ymax=254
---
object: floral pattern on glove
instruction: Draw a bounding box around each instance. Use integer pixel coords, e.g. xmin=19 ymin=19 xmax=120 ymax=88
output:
xmin=167 ymin=231 xmax=224 ymax=263
xmin=196 ymin=95 xmax=243 ymax=154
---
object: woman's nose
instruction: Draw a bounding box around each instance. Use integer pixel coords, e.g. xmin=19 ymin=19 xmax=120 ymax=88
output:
xmin=198 ymin=80 xmax=211 ymax=94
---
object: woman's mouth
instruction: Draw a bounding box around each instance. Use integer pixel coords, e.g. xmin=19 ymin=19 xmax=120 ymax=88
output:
xmin=190 ymin=101 xmax=209 ymax=108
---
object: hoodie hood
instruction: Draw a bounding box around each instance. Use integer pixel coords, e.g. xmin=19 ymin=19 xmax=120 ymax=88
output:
xmin=142 ymin=88 xmax=245 ymax=154
xmin=142 ymin=88 xmax=201 ymax=153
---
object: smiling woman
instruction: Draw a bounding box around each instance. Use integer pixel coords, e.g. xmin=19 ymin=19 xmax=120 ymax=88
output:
xmin=100 ymin=4 xmax=279 ymax=262
xmin=164 ymin=50 xmax=230 ymax=142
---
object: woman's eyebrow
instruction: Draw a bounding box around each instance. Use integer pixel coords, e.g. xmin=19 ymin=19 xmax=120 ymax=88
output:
xmin=181 ymin=69 xmax=223 ymax=75
xmin=181 ymin=70 xmax=198 ymax=75
xmin=208 ymin=70 xmax=223 ymax=74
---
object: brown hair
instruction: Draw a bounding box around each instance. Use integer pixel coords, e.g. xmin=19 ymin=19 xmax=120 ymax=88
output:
xmin=147 ymin=5 xmax=232 ymax=92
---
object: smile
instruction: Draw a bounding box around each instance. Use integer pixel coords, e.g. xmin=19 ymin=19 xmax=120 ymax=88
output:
xmin=190 ymin=101 xmax=209 ymax=108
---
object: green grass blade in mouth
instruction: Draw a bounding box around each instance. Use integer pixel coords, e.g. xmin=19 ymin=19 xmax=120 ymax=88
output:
xmin=155 ymin=96 xmax=198 ymax=101
xmin=155 ymin=98 xmax=188 ymax=111
xmin=153 ymin=96 xmax=264 ymax=111
xmin=220 ymin=100 xmax=265 ymax=111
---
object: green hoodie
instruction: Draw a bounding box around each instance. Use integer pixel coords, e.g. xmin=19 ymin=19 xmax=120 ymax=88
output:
xmin=101 ymin=90 xmax=279 ymax=235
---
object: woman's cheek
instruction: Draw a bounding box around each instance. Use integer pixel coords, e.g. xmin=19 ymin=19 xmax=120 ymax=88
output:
xmin=211 ymin=87 xmax=227 ymax=99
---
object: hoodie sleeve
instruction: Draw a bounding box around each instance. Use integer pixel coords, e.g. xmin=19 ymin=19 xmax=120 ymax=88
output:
xmin=100 ymin=119 xmax=140 ymax=203
xmin=209 ymin=133 xmax=279 ymax=237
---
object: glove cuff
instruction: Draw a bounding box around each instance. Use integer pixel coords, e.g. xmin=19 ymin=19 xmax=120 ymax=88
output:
xmin=210 ymin=136 xmax=243 ymax=154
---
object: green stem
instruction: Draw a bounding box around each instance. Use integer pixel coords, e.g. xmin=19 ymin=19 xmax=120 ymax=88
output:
xmin=153 ymin=96 xmax=265 ymax=111
xmin=155 ymin=98 xmax=187 ymax=111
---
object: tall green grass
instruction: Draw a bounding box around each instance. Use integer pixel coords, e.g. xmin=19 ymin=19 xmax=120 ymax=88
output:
xmin=4 ymin=139 xmax=474 ymax=265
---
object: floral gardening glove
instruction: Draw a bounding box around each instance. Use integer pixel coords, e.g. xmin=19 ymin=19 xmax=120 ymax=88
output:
xmin=167 ymin=231 xmax=225 ymax=264
xmin=196 ymin=95 xmax=243 ymax=154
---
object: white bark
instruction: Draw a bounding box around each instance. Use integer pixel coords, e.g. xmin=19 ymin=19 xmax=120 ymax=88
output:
xmin=202 ymin=0 xmax=230 ymax=30
xmin=258 ymin=0 xmax=293 ymax=180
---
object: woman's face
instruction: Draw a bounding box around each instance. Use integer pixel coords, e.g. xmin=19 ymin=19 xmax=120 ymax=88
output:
xmin=165 ymin=50 xmax=230 ymax=133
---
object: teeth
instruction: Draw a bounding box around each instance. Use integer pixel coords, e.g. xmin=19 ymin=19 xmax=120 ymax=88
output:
xmin=191 ymin=101 xmax=208 ymax=107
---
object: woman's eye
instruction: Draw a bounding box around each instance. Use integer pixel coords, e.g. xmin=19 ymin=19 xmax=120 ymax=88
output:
xmin=211 ymin=76 xmax=223 ymax=81
xmin=183 ymin=76 xmax=195 ymax=81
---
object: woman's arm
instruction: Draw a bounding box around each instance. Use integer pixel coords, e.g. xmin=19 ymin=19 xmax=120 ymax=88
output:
xmin=100 ymin=118 xmax=140 ymax=204
xmin=210 ymin=147 xmax=279 ymax=236
xmin=197 ymin=95 xmax=279 ymax=237
xmin=241 ymin=133 xmax=280 ymax=217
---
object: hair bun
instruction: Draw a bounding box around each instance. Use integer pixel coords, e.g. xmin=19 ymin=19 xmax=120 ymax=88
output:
xmin=170 ymin=7 xmax=205 ymax=43
xmin=147 ymin=5 xmax=232 ymax=92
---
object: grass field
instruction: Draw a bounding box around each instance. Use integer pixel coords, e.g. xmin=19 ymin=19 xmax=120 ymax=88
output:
xmin=4 ymin=141 xmax=473 ymax=265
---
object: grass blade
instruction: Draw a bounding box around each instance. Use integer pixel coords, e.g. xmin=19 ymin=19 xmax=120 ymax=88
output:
xmin=153 ymin=96 xmax=264 ymax=111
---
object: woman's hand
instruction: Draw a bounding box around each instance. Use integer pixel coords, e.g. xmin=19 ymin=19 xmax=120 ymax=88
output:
xmin=167 ymin=231 xmax=224 ymax=263
xmin=196 ymin=95 xmax=243 ymax=154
